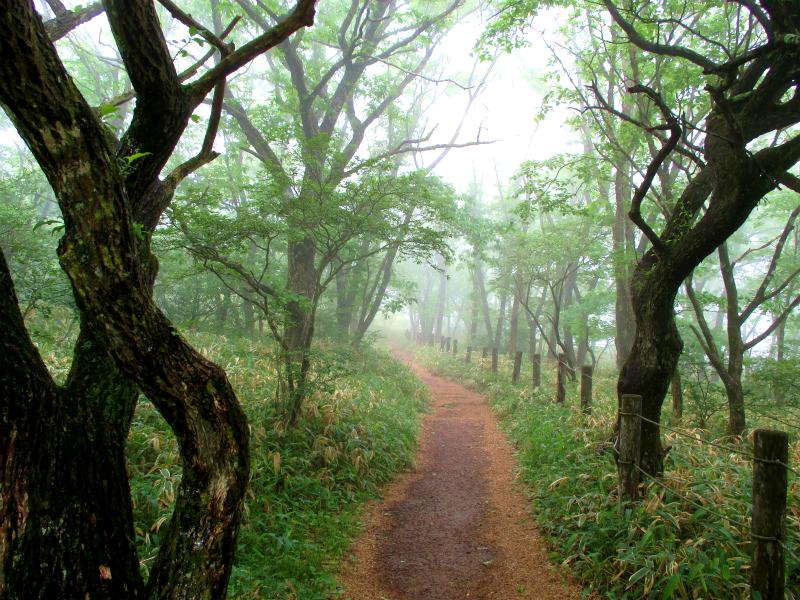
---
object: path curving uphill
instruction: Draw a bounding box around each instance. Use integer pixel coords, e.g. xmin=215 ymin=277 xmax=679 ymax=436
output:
xmin=339 ymin=350 xmax=582 ymax=599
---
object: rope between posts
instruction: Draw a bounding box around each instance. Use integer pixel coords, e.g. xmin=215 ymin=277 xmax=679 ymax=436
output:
xmin=745 ymin=406 xmax=800 ymax=432
xmin=631 ymin=463 xmax=800 ymax=564
xmin=631 ymin=463 xmax=750 ymax=529
xmin=631 ymin=470 xmax=800 ymax=569
xmin=635 ymin=413 xmax=800 ymax=477
xmin=637 ymin=413 xmax=757 ymax=459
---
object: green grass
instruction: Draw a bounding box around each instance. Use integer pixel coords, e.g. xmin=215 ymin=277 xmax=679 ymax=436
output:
xmin=29 ymin=312 xmax=428 ymax=599
xmin=416 ymin=345 xmax=799 ymax=600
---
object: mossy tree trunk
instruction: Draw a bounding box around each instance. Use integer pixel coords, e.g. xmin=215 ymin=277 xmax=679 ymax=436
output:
xmin=1 ymin=255 xmax=144 ymax=599
xmin=0 ymin=1 xmax=316 ymax=597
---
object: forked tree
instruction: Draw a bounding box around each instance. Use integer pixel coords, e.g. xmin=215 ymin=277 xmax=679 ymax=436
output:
xmin=0 ymin=1 xmax=316 ymax=598
xmin=602 ymin=0 xmax=800 ymax=474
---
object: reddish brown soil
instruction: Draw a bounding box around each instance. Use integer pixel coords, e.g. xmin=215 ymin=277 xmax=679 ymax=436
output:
xmin=338 ymin=352 xmax=583 ymax=600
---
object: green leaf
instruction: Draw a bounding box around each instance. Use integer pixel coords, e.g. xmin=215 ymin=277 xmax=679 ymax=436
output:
xmin=190 ymin=114 xmax=201 ymax=124
xmin=98 ymin=103 xmax=118 ymax=118
xmin=33 ymin=218 xmax=63 ymax=232
xmin=662 ymin=573 xmax=680 ymax=599
xmin=629 ymin=567 xmax=650 ymax=584
xmin=125 ymin=152 xmax=152 ymax=165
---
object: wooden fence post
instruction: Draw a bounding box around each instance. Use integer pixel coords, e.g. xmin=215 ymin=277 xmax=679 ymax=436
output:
xmin=531 ymin=354 xmax=541 ymax=389
xmin=452 ymin=339 xmax=458 ymax=355
xmin=491 ymin=348 xmax=498 ymax=373
xmin=512 ymin=351 xmax=523 ymax=384
xmin=446 ymin=337 xmax=452 ymax=352
xmin=581 ymin=365 xmax=593 ymax=415
xmin=751 ymin=429 xmax=788 ymax=600
xmin=618 ymin=394 xmax=642 ymax=502
xmin=556 ymin=353 xmax=567 ymax=403
xmin=465 ymin=346 xmax=472 ymax=363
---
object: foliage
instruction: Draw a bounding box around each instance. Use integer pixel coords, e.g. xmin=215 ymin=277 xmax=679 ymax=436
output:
xmin=0 ymin=157 xmax=73 ymax=320
xmin=34 ymin=315 xmax=428 ymax=599
xmin=417 ymin=345 xmax=800 ymax=599
xmin=134 ymin=335 xmax=427 ymax=599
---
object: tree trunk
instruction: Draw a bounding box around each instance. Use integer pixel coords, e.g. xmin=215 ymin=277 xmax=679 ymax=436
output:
xmin=671 ymin=366 xmax=683 ymax=421
xmin=473 ymin=262 xmax=493 ymax=342
xmin=562 ymin=268 xmax=578 ymax=370
xmin=285 ymin=236 xmax=317 ymax=423
xmin=468 ymin=284 xmax=479 ymax=346
xmin=618 ymin=259 xmax=683 ymax=476
xmin=0 ymin=3 xmax=262 ymax=594
xmin=335 ymin=266 xmax=354 ymax=338
xmin=352 ymin=234 xmax=406 ymax=347
xmin=613 ymin=165 xmax=636 ymax=370
xmin=214 ymin=293 xmax=229 ymax=333
xmin=242 ymin=298 xmax=255 ymax=335
xmin=418 ymin=268 xmax=435 ymax=343
xmin=722 ymin=375 xmax=746 ymax=435
xmin=433 ymin=255 xmax=447 ymax=344
xmin=493 ymin=292 xmax=507 ymax=352
xmin=773 ymin=319 xmax=786 ymax=406
xmin=507 ymin=288 xmax=520 ymax=357
xmin=1 ymin=254 xmax=144 ymax=600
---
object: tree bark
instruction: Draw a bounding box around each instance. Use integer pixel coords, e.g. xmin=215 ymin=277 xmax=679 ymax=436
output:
xmin=0 ymin=0 xmax=319 ymax=594
xmin=433 ymin=255 xmax=447 ymax=344
xmin=473 ymin=262 xmax=494 ymax=342
xmin=335 ymin=266 xmax=355 ymax=338
xmin=671 ymin=366 xmax=683 ymax=421
xmin=284 ymin=235 xmax=317 ymax=423
xmin=507 ymin=286 xmax=520 ymax=356
xmin=493 ymin=291 xmax=507 ymax=352
xmin=613 ymin=164 xmax=636 ymax=369
xmin=1 ymin=253 xmax=144 ymax=600
xmin=351 ymin=243 xmax=402 ymax=346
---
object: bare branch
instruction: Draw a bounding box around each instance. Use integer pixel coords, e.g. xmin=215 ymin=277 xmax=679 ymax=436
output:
xmin=44 ymin=2 xmax=103 ymax=41
xmin=626 ymin=84 xmax=681 ymax=255
xmin=744 ymin=294 xmax=800 ymax=350
xmin=99 ymin=17 xmax=240 ymax=112
xmin=685 ymin=276 xmax=726 ymax=375
xmin=740 ymin=205 xmax=800 ymax=321
xmin=157 ymin=0 xmax=233 ymax=55
xmin=601 ymin=0 xmax=717 ymax=71
xmin=188 ymin=0 xmax=318 ymax=102
xmin=163 ymin=80 xmax=226 ymax=190
xmin=342 ymin=137 xmax=496 ymax=179
xmin=778 ymin=172 xmax=800 ymax=194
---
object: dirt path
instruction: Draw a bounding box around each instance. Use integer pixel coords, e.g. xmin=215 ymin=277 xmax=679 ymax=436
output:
xmin=338 ymin=352 xmax=582 ymax=600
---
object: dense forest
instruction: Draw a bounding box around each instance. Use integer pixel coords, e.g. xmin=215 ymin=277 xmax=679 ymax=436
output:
xmin=0 ymin=0 xmax=798 ymax=599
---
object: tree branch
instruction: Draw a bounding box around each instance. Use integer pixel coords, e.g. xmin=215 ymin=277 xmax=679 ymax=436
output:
xmin=188 ymin=0 xmax=318 ymax=102
xmin=601 ymin=0 xmax=717 ymax=71
xmin=740 ymin=205 xmax=800 ymax=321
xmin=157 ymin=0 xmax=233 ymax=56
xmin=626 ymin=84 xmax=681 ymax=255
xmin=44 ymin=2 xmax=104 ymax=41
xmin=685 ymin=276 xmax=726 ymax=375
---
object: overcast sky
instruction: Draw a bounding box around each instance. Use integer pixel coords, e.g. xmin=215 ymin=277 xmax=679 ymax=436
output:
xmin=2 ymin=2 xmax=578 ymax=205
xmin=424 ymin=7 xmax=579 ymax=200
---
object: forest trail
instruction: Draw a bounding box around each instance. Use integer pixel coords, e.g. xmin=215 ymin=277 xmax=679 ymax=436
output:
xmin=338 ymin=350 xmax=583 ymax=600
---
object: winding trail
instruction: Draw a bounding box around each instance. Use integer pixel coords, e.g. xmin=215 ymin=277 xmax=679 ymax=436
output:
xmin=338 ymin=351 xmax=582 ymax=599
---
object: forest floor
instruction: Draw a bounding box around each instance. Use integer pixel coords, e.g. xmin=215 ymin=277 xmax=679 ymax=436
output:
xmin=338 ymin=349 xmax=583 ymax=599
